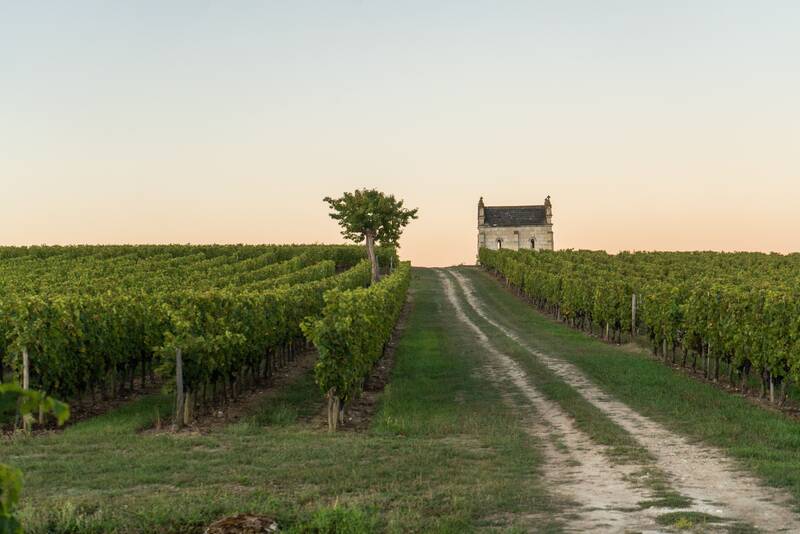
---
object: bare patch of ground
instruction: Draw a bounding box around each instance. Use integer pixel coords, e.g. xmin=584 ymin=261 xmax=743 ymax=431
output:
xmin=450 ymin=268 xmax=800 ymax=533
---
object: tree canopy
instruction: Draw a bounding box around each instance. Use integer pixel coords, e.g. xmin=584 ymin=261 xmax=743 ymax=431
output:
xmin=324 ymin=189 xmax=417 ymax=283
xmin=323 ymin=189 xmax=418 ymax=247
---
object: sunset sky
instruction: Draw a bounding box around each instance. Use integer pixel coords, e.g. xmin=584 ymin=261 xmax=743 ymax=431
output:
xmin=3 ymin=1 xmax=799 ymax=266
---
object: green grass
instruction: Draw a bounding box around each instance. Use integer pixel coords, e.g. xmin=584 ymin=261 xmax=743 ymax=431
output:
xmin=287 ymin=504 xmax=378 ymax=533
xmin=461 ymin=266 xmax=800 ymax=505
xmin=5 ymin=268 xmax=561 ymax=533
xmin=253 ymin=368 xmax=323 ymax=426
xmin=655 ymin=511 xmax=723 ymax=529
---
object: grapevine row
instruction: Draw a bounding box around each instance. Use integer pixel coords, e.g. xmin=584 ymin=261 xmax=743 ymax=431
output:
xmin=0 ymin=245 xmax=396 ymax=427
xmin=480 ymin=248 xmax=800 ymax=404
xmin=303 ymin=262 xmax=411 ymax=430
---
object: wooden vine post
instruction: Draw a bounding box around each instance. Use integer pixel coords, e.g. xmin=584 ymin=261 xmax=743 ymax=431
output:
xmin=326 ymin=390 xmax=340 ymax=432
xmin=22 ymin=347 xmax=29 ymax=391
xmin=631 ymin=294 xmax=637 ymax=340
xmin=21 ymin=347 xmax=31 ymax=431
xmin=174 ymin=348 xmax=184 ymax=430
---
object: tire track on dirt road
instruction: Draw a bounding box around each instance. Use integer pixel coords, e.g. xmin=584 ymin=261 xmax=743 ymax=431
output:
xmin=449 ymin=268 xmax=800 ymax=533
xmin=438 ymin=271 xmax=681 ymax=533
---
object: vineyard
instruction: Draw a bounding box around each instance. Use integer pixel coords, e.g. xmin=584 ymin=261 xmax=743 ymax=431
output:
xmin=480 ymin=248 xmax=800 ymax=405
xmin=5 ymin=252 xmax=800 ymax=531
xmin=0 ymin=244 xmax=406 ymax=429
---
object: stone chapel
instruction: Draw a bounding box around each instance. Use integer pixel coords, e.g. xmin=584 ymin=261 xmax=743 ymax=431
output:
xmin=477 ymin=196 xmax=554 ymax=254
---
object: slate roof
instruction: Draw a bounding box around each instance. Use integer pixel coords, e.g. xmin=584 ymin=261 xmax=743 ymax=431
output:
xmin=483 ymin=205 xmax=547 ymax=227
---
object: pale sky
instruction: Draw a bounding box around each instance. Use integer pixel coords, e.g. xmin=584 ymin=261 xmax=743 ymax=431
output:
xmin=2 ymin=1 xmax=799 ymax=266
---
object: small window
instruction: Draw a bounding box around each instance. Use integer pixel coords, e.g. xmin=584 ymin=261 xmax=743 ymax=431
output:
xmin=496 ymin=239 xmax=503 ymax=249
xmin=530 ymin=238 xmax=536 ymax=249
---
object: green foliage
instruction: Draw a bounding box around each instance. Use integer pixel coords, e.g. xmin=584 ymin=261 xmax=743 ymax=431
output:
xmin=303 ymin=263 xmax=410 ymax=424
xmin=0 ymin=385 xmax=69 ymax=534
xmin=152 ymin=259 xmax=375 ymax=416
xmin=0 ymin=385 xmax=70 ymax=428
xmin=0 ymin=245 xmax=395 ymax=422
xmin=480 ymin=247 xmax=800 ymax=392
xmin=323 ymin=189 xmax=418 ymax=247
xmin=0 ymin=465 xmax=22 ymax=534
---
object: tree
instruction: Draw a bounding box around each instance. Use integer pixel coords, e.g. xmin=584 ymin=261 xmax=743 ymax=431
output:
xmin=323 ymin=189 xmax=418 ymax=284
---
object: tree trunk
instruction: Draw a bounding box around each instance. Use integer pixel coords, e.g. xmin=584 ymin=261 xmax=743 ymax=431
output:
xmin=365 ymin=232 xmax=379 ymax=285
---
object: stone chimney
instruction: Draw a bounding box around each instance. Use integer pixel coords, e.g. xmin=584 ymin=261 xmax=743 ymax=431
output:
xmin=544 ymin=195 xmax=552 ymax=224
xmin=478 ymin=197 xmax=485 ymax=226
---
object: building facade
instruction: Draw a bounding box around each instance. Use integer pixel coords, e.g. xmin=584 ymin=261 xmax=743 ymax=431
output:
xmin=477 ymin=196 xmax=554 ymax=256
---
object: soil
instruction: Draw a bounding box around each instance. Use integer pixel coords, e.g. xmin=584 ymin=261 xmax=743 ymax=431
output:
xmin=449 ymin=268 xmax=800 ymax=532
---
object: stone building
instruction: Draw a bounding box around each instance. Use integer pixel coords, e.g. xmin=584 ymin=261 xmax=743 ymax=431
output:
xmin=477 ymin=196 xmax=554 ymax=255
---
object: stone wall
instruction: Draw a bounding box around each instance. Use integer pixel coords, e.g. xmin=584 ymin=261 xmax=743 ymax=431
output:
xmin=478 ymin=225 xmax=554 ymax=253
